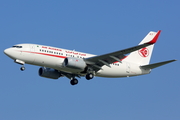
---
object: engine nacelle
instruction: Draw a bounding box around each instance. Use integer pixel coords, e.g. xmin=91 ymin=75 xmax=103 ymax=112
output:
xmin=63 ymin=57 xmax=87 ymax=71
xmin=39 ymin=67 xmax=61 ymax=79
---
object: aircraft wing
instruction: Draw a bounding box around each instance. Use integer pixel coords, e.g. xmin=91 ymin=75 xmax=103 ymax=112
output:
xmin=84 ymin=31 xmax=161 ymax=71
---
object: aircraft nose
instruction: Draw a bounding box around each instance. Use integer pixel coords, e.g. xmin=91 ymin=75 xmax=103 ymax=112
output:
xmin=4 ymin=48 xmax=17 ymax=59
xmin=4 ymin=48 xmax=9 ymax=55
xmin=4 ymin=48 xmax=12 ymax=56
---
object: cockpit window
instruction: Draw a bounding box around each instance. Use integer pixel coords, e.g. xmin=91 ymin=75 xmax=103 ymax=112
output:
xmin=12 ymin=46 xmax=22 ymax=48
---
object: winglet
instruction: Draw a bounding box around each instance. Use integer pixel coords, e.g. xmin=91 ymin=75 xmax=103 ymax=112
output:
xmin=147 ymin=30 xmax=161 ymax=44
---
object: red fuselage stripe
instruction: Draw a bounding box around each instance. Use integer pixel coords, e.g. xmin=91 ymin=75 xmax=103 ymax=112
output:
xmin=21 ymin=50 xmax=126 ymax=64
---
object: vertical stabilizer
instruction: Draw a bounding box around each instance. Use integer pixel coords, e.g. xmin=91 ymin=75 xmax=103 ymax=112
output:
xmin=124 ymin=31 xmax=161 ymax=65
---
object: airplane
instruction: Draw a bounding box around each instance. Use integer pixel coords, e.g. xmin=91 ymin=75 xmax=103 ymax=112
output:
xmin=4 ymin=30 xmax=176 ymax=85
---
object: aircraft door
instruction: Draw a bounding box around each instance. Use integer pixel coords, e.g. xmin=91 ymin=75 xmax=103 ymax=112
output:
xmin=29 ymin=44 xmax=35 ymax=52
xmin=19 ymin=44 xmax=35 ymax=64
xmin=29 ymin=44 xmax=35 ymax=63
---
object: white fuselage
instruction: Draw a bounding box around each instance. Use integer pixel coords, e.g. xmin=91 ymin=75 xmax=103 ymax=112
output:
xmin=4 ymin=43 xmax=150 ymax=78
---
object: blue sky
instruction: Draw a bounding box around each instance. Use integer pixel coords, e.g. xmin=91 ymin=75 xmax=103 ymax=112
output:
xmin=1 ymin=0 xmax=179 ymax=120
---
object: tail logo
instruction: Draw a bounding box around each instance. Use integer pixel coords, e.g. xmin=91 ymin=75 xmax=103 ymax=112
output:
xmin=138 ymin=47 xmax=149 ymax=57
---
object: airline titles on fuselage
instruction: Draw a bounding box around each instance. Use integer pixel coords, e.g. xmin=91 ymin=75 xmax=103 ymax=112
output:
xmin=40 ymin=46 xmax=120 ymax=66
xmin=41 ymin=46 xmax=86 ymax=57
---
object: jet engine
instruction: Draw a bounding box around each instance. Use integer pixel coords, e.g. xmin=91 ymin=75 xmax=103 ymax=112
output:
xmin=39 ymin=67 xmax=61 ymax=79
xmin=63 ymin=57 xmax=87 ymax=71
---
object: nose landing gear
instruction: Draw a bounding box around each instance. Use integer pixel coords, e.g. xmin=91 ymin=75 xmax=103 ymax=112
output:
xmin=20 ymin=66 xmax=25 ymax=71
xmin=14 ymin=59 xmax=25 ymax=71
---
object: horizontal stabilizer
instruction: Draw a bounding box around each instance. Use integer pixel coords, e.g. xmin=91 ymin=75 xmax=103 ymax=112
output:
xmin=141 ymin=59 xmax=177 ymax=69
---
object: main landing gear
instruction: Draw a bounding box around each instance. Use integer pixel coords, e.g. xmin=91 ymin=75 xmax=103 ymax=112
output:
xmin=70 ymin=73 xmax=94 ymax=86
xmin=70 ymin=78 xmax=78 ymax=85
xmin=86 ymin=73 xmax=94 ymax=80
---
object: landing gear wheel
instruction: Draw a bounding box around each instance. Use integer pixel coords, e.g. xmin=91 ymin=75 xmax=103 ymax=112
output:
xmin=86 ymin=73 xmax=94 ymax=80
xmin=20 ymin=66 xmax=25 ymax=71
xmin=70 ymin=79 xmax=78 ymax=85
